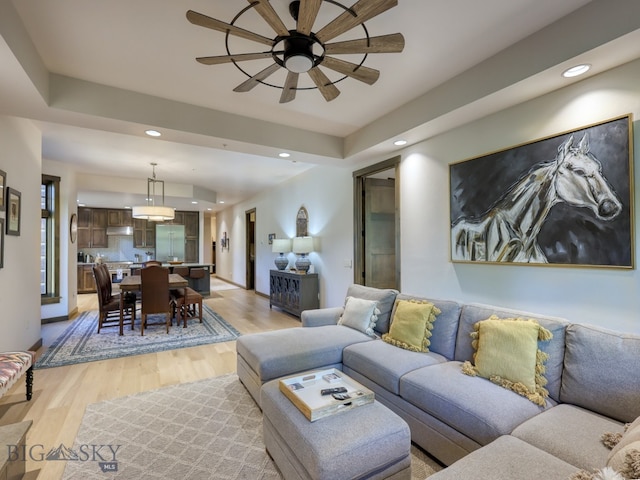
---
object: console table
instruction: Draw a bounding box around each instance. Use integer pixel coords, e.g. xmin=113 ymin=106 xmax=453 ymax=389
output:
xmin=269 ymin=270 xmax=319 ymax=317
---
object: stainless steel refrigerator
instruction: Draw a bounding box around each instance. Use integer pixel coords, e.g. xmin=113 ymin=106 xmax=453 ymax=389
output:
xmin=155 ymin=224 xmax=185 ymax=262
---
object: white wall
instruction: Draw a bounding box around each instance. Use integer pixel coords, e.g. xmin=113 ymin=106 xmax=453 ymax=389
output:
xmin=0 ymin=116 xmax=42 ymax=350
xmin=218 ymin=57 xmax=640 ymax=334
xmin=42 ymin=158 xmax=78 ymax=320
xmin=216 ymin=166 xmax=354 ymax=306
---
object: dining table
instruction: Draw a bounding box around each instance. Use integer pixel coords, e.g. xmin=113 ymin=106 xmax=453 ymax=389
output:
xmin=117 ymin=274 xmax=189 ymax=335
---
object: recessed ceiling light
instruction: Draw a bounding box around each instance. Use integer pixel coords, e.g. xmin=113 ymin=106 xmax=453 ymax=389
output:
xmin=207 ymin=208 xmax=212 ymax=211
xmin=219 ymin=201 xmax=225 ymax=204
xmin=394 ymin=139 xmax=407 ymax=146
xmin=279 ymin=152 xmax=291 ymax=158
xmin=191 ymin=201 xmax=198 ymax=204
xmin=562 ymin=64 xmax=591 ymax=78
xmin=145 ymin=129 xmax=162 ymax=137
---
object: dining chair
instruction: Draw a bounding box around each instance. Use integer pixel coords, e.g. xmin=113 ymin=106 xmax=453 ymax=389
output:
xmin=140 ymin=265 xmax=172 ymax=335
xmin=93 ymin=264 xmax=135 ymax=333
xmin=172 ymin=287 xmax=203 ymax=328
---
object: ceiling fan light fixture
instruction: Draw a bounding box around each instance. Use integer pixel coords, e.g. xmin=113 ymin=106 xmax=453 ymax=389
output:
xmin=284 ymin=35 xmax=315 ymax=73
xmin=285 ymin=54 xmax=314 ymax=73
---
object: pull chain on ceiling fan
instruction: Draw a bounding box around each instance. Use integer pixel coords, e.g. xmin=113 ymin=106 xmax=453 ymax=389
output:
xmin=186 ymin=0 xmax=405 ymax=103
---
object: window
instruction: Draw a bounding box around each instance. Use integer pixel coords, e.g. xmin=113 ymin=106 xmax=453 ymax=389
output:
xmin=41 ymin=175 xmax=60 ymax=304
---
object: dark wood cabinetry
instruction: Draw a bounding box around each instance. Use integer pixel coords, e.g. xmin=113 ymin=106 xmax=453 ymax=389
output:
xmin=77 ymin=207 xmax=108 ymax=248
xmin=77 ymin=265 xmax=96 ymax=293
xmin=269 ymin=270 xmax=319 ymax=318
xmin=133 ymin=218 xmax=155 ymax=248
xmin=108 ymin=209 xmax=132 ymax=227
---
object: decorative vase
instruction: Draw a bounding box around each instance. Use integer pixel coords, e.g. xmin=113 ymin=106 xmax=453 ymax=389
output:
xmin=295 ymin=254 xmax=311 ymax=273
xmin=274 ymin=254 xmax=288 ymax=271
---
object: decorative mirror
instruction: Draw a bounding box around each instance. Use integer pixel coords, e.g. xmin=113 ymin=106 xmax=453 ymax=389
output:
xmin=296 ymin=207 xmax=308 ymax=237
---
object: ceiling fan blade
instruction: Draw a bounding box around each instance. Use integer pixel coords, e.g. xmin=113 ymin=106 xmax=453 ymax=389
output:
xmin=249 ymin=0 xmax=290 ymax=36
xmin=280 ymin=72 xmax=299 ymax=103
xmin=320 ymin=56 xmax=380 ymax=85
xmin=196 ymin=52 xmax=274 ymax=65
xmin=233 ymin=63 xmax=281 ymax=92
xmin=308 ymin=67 xmax=340 ymax=102
xmin=186 ymin=10 xmax=273 ymax=47
xmin=324 ymin=33 xmax=405 ymax=55
xmin=297 ymin=0 xmax=323 ymax=35
xmin=315 ymin=0 xmax=398 ymax=43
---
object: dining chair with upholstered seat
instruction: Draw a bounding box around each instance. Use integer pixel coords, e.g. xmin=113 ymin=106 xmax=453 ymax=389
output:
xmin=143 ymin=260 xmax=162 ymax=267
xmin=172 ymin=287 xmax=203 ymax=327
xmin=93 ymin=264 xmax=136 ymax=334
xmin=140 ymin=265 xmax=172 ymax=335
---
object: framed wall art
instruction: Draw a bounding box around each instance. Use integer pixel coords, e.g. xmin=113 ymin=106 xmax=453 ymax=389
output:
xmin=450 ymin=114 xmax=634 ymax=268
xmin=0 ymin=170 xmax=5 ymax=209
xmin=6 ymin=187 xmax=21 ymax=236
xmin=0 ymin=218 xmax=4 ymax=268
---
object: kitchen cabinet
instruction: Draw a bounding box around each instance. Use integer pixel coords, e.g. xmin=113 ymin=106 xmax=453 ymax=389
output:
xmin=77 ymin=265 xmax=97 ymax=293
xmin=108 ymin=209 xmax=132 ymax=227
xmin=133 ymin=218 xmax=155 ymax=248
xmin=77 ymin=207 xmax=108 ymax=248
xmin=269 ymin=270 xmax=319 ymax=318
xmin=163 ymin=211 xmax=199 ymax=263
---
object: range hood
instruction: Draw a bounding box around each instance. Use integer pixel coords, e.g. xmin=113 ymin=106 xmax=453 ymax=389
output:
xmin=106 ymin=226 xmax=133 ymax=236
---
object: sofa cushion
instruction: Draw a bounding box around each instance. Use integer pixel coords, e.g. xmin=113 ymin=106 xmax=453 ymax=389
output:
xmin=236 ymin=325 xmax=373 ymax=383
xmin=400 ymin=361 xmax=554 ymax=446
xmin=392 ymin=294 xmax=461 ymax=360
xmin=345 ymin=284 xmax=398 ymax=334
xmin=608 ymin=416 xmax=640 ymax=470
xmin=343 ymin=340 xmax=446 ymax=395
xmin=427 ymin=435 xmax=578 ymax=480
xmin=454 ymin=303 xmax=568 ymax=401
xmin=337 ymin=296 xmax=379 ymax=336
xmin=512 ymin=404 xmax=624 ymax=471
xmin=560 ymin=323 xmax=640 ymax=423
xmin=462 ymin=316 xmax=553 ymax=406
xmin=382 ymin=300 xmax=440 ymax=352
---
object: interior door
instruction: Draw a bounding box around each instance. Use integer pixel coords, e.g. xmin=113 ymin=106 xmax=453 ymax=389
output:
xmin=245 ymin=209 xmax=256 ymax=290
xmin=364 ymin=177 xmax=396 ymax=289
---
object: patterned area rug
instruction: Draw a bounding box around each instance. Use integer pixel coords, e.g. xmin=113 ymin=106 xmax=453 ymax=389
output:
xmin=35 ymin=305 xmax=240 ymax=369
xmin=62 ymin=374 xmax=441 ymax=479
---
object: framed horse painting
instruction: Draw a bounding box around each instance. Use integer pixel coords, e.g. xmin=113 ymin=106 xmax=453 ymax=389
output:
xmin=449 ymin=114 xmax=634 ymax=268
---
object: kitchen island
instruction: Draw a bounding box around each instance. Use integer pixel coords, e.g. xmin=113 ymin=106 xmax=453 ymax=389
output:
xmin=128 ymin=263 xmax=213 ymax=296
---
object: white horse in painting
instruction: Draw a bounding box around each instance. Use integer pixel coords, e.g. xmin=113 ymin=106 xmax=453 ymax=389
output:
xmin=451 ymin=134 xmax=622 ymax=263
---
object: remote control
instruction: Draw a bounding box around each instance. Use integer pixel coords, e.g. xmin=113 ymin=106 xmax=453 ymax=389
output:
xmin=320 ymin=387 xmax=347 ymax=396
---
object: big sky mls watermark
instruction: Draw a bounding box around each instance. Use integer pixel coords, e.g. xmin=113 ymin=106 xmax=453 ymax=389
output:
xmin=7 ymin=443 xmax=121 ymax=473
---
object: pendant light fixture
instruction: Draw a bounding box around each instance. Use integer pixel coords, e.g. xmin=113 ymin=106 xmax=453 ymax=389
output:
xmin=132 ymin=163 xmax=175 ymax=222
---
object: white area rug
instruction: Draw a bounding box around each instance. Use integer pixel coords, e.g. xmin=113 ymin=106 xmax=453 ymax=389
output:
xmin=62 ymin=375 xmax=441 ymax=479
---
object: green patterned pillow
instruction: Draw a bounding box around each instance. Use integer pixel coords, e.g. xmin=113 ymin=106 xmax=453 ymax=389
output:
xmin=382 ymin=300 xmax=440 ymax=352
xmin=462 ymin=316 xmax=553 ymax=406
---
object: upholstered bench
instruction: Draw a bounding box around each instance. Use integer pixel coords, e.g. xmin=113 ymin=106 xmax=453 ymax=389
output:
xmin=261 ymin=379 xmax=412 ymax=480
xmin=0 ymin=351 xmax=35 ymax=401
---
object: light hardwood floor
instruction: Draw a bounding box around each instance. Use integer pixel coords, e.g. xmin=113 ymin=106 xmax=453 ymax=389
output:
xmin=0 ymin=278 xmax=300 ymax=480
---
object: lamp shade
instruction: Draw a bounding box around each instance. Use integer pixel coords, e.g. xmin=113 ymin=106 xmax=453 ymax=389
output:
xmin=292 ymin=236 xmax=314 ymax=254
xmin=132 ymin=205 xmax=175 ymax=221
xmin=272 ymin=238 xmax=291 ymax=253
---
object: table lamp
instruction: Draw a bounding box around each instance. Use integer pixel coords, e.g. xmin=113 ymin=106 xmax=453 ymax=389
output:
xmin=272 ymin=238 xmax=291 ymax=270
xmin=292 ymin=236 xmax=314 ymax=273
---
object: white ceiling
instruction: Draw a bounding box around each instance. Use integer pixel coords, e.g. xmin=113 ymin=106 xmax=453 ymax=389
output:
xmin=1 ymin=0 xmax=640 ymax=214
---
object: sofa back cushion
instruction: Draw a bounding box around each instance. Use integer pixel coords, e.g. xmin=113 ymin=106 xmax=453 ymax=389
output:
xmin=454 ymin=303 xmax=568 ymax=402
xmin=345 ymin=284 xmax=398 ymax=334
xmin=560 ymin=324 xmax=640 ymax=423
xmin=390 ymin=294 xmax=461 ymax=360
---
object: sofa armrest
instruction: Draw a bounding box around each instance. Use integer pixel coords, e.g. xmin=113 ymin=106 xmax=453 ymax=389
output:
xmin=301 ymin=307 xmax=344 ymax=327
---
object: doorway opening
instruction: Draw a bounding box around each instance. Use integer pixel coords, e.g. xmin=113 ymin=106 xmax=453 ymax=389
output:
xmin=353 ymin=156 xmax=400 ymax=290
xmin=245 ymin=209 xmax=256 ymax=290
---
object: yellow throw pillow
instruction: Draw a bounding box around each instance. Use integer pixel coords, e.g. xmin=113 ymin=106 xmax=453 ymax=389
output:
xmin=461 ymin=315 xmax=553 ymax=406
xmin=382 ymin=300 xmax=441 ymax=352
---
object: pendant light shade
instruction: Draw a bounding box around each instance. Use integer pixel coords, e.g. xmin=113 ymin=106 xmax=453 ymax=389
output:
xmin=132 ymin=163 xmax=175 ymax=222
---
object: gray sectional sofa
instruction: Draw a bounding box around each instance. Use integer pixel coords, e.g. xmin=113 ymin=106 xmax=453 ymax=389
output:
xmin=236 ymin=284 xmax=640 ymax=479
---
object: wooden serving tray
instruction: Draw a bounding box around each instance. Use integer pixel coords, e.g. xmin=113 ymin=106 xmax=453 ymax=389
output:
xmin=279 ymin=368 xmax=374 ymax=422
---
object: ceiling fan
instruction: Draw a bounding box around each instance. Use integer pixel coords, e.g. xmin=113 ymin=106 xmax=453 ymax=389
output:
xmin=186 ymin=0 xmax=405 ymax=103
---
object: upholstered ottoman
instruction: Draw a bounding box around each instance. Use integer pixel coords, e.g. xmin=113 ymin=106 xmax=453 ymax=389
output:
xmin=261 ymin=379 xmax=412 ymax=480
